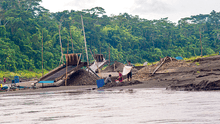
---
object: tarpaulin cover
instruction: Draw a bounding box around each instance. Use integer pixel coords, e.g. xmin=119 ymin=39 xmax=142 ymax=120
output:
xmin=175 ymin=56 xmax=183 ymax=60
xmin=122 ymin=66 xmax=132 ymax=75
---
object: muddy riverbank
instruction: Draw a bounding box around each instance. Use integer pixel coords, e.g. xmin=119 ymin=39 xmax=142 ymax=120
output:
xmin=134 ymin=55 xmax=220 ymax=91
xmin=2 ymin=55 xmax=220 ymax=94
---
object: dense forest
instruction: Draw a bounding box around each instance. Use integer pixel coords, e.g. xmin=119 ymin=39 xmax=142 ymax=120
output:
xmin=0 ymin=0 xmax=220 ymax=72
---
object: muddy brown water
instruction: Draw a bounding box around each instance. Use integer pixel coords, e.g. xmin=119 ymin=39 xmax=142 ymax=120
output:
xmin=1 ymin=89 xmax=220 ymax=124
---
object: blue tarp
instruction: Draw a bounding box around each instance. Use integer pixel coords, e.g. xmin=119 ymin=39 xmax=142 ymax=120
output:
xmin=38 ymin=81 xmax=54 ymax=83
xmin=175 ymin=56 xmax=183 ymax=60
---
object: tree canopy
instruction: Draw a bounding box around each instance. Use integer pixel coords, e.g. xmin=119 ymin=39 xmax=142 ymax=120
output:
xmin=1 ymin=0 xmax=220 ymax=71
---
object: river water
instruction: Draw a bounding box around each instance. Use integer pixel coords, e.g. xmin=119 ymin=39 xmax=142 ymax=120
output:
xmin=0 ymin=88 xmax=220 ymax=124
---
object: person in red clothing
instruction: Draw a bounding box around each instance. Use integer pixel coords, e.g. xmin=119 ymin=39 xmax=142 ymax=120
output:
xmin=3 ymin=76 xmax=6 ymax=83
xmin=115 ymin=71 xmax=123 ymax=83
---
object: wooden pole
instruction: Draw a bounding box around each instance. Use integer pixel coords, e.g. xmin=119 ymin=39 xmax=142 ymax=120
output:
xmin=70 ymin=24 xmax=74 ymax=53
xmin=65 ymin=41 xmax=69 ymax=86
xmin=89 ymin=48 xmax=95 ymax=61
xmin=41 ymin=30 xmax=44 ymax=88
xmin=65 ymin=26 xmax=71 ymax=86
xmin=82 ymin=47 xmax=84 ymax=61
xmin=89 ymin=48 xmax=100 ymax=73
xmin=109 ymin=46 xmax=110 ymax=65
xmin=59 ymin=23 xmax=64 ymax=65
xmin=71 ymin=20 xmax=74 ymax=53
xmin=93 ymin=49 xmax=95 ymax=57
xmin=81 ymin=15 xmax=89 ymax=66
xmin=77 ymin=53 xmax=82 ymax=66
xmin=72 ymin=42 xmax=74 ymax=53
xmin=199 ymin=28 xmax=203 ymax=56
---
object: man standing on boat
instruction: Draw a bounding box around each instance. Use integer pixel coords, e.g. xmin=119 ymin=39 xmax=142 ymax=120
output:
xmin=126 ymin=61 xmax=134 ymax=81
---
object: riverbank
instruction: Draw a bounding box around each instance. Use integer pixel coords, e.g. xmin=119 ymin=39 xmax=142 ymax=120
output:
xmin=2 ymin=55 xmax=220 ymax=94
xmin=134 ymin=55 xmax=220 ymax=91
xmin=0 ymin=70 xmax=49 ymax=83
xmin=0 ymin=79 xmax=169 ymax=94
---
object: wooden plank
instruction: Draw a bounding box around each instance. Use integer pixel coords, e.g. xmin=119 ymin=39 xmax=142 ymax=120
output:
xmin=152 ymin=58 xmax=166 ymax=75
xmin=55 ymin=63 xmax=86 ymax=82
xmin=87 ymin=67 xmax=100 ymax=78
xmin=38 ymin=64 xmax=64 ymax=81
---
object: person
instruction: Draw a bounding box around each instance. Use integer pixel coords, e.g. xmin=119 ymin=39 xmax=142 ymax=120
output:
xmin=127 ymin=61 xmax=134 ymax=81
xmin=104 ymin=74 xmax=112 ymax=84
xmin=115 ymin=71 xmax=123 ymax=83
xmin=3 ymin=76 xmax=6 ymax=84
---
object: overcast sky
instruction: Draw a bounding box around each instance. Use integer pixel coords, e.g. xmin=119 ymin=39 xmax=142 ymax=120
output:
xmin=40 ymin=0 xmax=220 ymax=23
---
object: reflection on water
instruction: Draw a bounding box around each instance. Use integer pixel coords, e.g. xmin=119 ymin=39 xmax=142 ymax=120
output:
xmin=0 ymin=89 xmax=220 ymax=124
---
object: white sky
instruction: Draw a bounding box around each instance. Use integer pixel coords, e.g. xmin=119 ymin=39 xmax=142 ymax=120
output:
xmin=40 ymin=0 xmax=220 ymax=23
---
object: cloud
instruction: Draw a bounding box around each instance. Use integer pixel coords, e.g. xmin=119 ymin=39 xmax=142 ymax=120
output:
xmin=40 ymin=0 xmax=220 ymax=23
xmin=131 ymin=0 xmax=174 ymax=14
xmin=63 ymin=0 xmax=98 ymax=10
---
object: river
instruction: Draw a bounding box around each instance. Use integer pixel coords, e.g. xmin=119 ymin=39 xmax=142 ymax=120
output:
xmin=0 ymin=88 xmax=220 ymax=124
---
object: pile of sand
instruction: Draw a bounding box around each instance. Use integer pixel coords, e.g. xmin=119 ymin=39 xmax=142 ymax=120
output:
xmin=133 ymin=57 xmax=190 ymax=80
xmin=67 ymin=69 xmax=99 ymax=86
xmin=101 ymin=61 xmax=125 ymax=72
xmin=101 ymin=61 xmax=139 ymax=74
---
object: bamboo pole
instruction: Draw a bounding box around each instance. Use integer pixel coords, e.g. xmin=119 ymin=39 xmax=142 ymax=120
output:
xmin=199 ymin=28 xmax=203 ymax=56
xmin=81 ymin=15 xmax=89 ymax=66
xmin=89 ymin=48 xmax=95 ymax=61
xmin=82 ymin=47 xmax=84 ymax=61
xmin=77 ymin=53 xmax=82 ymax=66
xmin=72 ymin=42 xmax=74 ymax=53
xmin=72 ymin=20 xmax=74 ymax=53
xmin=65 ymin=41 xmax=69 ymax=86
xmin=93 ymin=49 xmax=95 ymax=57
xmin=41 ymin=30 xmax=44 ymax=88
xmin=59 ymin=23 xmax=64 ymax=65
xmin=70 ymin=24 xmax=74 ymax=53
xmin=109 ymin=46 xmax=110 ymax=65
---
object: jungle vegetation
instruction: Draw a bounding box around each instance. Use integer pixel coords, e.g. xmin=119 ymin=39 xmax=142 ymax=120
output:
xmin=1 ymin=0 xmax=220 ymax=72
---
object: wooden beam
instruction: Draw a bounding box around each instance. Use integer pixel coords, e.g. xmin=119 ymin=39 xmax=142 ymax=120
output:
xmin=55 ymin=63 xmax=86 ymax=82
xmin=87 ymin=67 xmax=100 ymax=78
xmin=152 ymin=58 xmax=166 ymax=75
